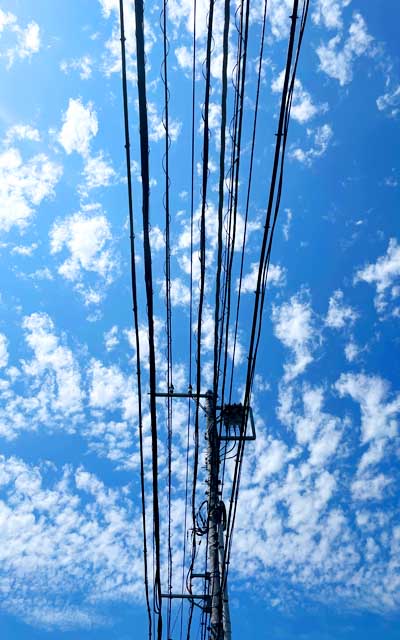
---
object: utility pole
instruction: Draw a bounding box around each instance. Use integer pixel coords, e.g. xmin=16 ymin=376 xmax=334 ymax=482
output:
xmin=218 ymin=524 xmax=231 ymax=640
xmin=156 ymin=388 xmax=255 ymax=639
xmin=205 ymin=390 xmax=223 ymax=640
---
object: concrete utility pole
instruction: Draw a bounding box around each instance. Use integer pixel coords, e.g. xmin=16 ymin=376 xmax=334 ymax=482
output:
xmin=218 ymin=524 xmax=231 ymax=640
xmin=157 ymin=388 xmax=248 ymax=639
xmin=205 ymin=390 xmax=223 ymax=640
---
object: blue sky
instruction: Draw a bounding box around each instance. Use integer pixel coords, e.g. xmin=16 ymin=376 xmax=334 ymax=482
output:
xmin=0 ymin=1 xmax=399 ymax=639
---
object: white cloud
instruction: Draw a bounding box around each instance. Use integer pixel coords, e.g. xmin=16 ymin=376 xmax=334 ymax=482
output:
xmin=0 ymin=318 xmax=140 ymax=461
xmin=335 ymin=373 xmax=399 ymax=448
xmin=21 ymin=312 xmax=83 ymax=417
xmin=0 ymin=8 xmax=16 ymax=32
xmin=50 ymin=210 xmax=114 ymax=280
xmin=0 ymin=333 xmax=8 ymax=368
xmin=99 ymin=0 xmax=156 ymax=80
xmin=0 ymin=147 xmax=62 ymax=232
xmin=60 ymin=55 xmax=93 ymax=80
xmin=290 ymin=124 xmax=333 ymax=166
xmin=272 ymin=293 xmax=319 ymax=382
xmin=336 ymin=372 xmax=399 ymax=499
xmin=239 ymin=262 xmax=285 ymax=293
xmin=354 ymin=238 xmax=400 ymax=316
xmin=149 ymin=225 xmax=164 ymax=252
xmin=50 ymin=209 xmax=117 ymax=303
xmin=265 ymin=0 xmax=296 ymax=40
xmin=316 ymin=13 xmax=373 ymax=86
xmin=282 ymin=208 xmax=292 ymax=241
xmin=4 ymin=124 xmax=40 ymax=145
xmin=376 ymin=85 xmax=400 ymax=118
xmin=312 ymin=0 xmax=352 ymax=30
xmin=0 ymin=455 xmax=145 ymax=627
xmin=88 ymin=359 xmax=135 ymax=421
xmin=58 ymin=98 xmax=98 ymax=157
xmin=344 ymin=339 xmax=360 ymax=362
xmin=170 ymin=278 xmax=190 ymax=307
xmin=0 ymin=10 xmax=40 ymax=67
xmin=278 ymin=384 xmax=344 ymax=467
xmin=82 ymin=153 xmax=116 ymax=191
xmin=147 ymin=102 xmax=182 ymax=143
xmin=104 ymin=325 xmax=119 ymax=351
xmin=325 ymin=289 xmax=358 ymax=329
xmin=351 ymin=473 xmax=392 ymax=501
xmin=272 ymin=72 xmax=327 ymax=124
xmin=11 ymin=242 xmax=38 ymax=256
xmin=174 ymin=45 xmax=192 ymax=71
xmin=18 ymin=21 xmax=40 ymax=58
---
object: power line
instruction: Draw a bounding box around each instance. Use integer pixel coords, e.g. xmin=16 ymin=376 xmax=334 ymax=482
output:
xmin=121 ymin=1 xmax=311 ymax=637
xmin=191 ymin=0 xmax=215 ymax=597
xmin=160 ymin=0 xmax=174 ymax=634
xmin=228 ymin=0 xmax=269 ymax=406
xmin=133 ymin=0 xmax=163 ymax=638
xmin=213 ymin=0 xmax=231 ymax=409
xmin=221 ymin=0 xmax=311 ymax=602
xmin=118 ymin=1 xmax=152 ymax=638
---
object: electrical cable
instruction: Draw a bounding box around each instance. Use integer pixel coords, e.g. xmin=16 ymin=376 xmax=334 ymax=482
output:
xmin=190 ymin=0 xmax=215 ymax=599
xmin=221 ymin=1 xmax=310 ymax=603
xmin=133 ymin=0 xmax=163 ymax=638
xmin=160 ymin=0 xmax=174 ymax=634
xmin=227 ymin=0 xmax=269 ymax=406
xmin=118 ymin=2 xmax=152 ymax=638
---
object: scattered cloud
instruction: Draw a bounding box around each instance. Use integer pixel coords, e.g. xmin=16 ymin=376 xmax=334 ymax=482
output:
xmin=316 ymin=13 xmax=373 ymax=85
xmin=82 ymin=152 xmax=116 ymax=191
xmin=11 ymin=242 xmax=38 ymax=256
xmin=312 ymin=0 xmax=351 ymax=30
xmin=239 ymin=262 xmax=286 ymax=293
xmin=21 ymin=312 xmax=83 ymax=416
xmin=354 ymin=238 xmax=400 ymax=317
xmin=49 ymin=208 xmax=117 ymax=304
xmin=335 ymin=372 xmax=399 ymax=472
xmin=272 ymin=71 xmax=327 ymax=124
xmin=376 ymin=85 xmax=400 ymax=118
xmin=0 ymin=455 xmax=144 ymax=627
xmin=325 ymin=289 xmax=358 ymax=329
xmin=282 ymin=208 xmax=292 ymax=241
xmin=4 ymin=124 xmax=40 ymax=145
xmin=104 ymin=325 xmax=119 ymax=351
xmin=147 ymin=101 xmax=182 ymax=143
xmin=88 ymin=359 xmax=135 ymax=421
xmin=0 ymin=147 xmax=62 ymax=232
xmin=272 ymin=292 xmax=319 ymax=382
xmin=290 ymin=124 xmax=333 ymax=166
xmin=0 ymin=333 xmax=8 ymax=368
xmin=0 ymin=9 xmax=40 ymax=67
xmin=58 ymin=98 xmax=98 ymax=157
xmin=60 ymin=55 xmax=93 ymax=80
xmin=344 ymin=339 xmax=360 ymax=362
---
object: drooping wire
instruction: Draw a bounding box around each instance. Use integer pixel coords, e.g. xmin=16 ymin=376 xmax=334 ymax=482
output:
xmin=221 ymin=0 xmax=310 ymax=600
xmin=182 ymin=2 xmax=197 ymax=638
xmin=219 ymin=0 xmax=269 ymax=521
xmin=219 ymin=0 xmax=250 ymax=415
xmin=160 ymin=0 xmax=174 ymax=634
xmin=190 ymin=0 xmax=215 ymax=597
xmin=133 ymin=1 xmax=163 ymax=638
xmin=118 ymin=1 xmax=152 ymax=638
xmin=216 ymin=0 xmax=244 ymax=405
xmin=228 ymin=0 xmax=269 ymax=406
xmin=213 ymin=0 xmax=231 ymax=408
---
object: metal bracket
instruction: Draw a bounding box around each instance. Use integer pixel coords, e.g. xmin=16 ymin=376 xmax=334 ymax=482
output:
xmin=217 ymin=404 xmax=256 ymax=441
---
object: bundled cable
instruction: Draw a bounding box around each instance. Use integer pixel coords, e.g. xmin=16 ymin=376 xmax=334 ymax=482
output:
xmin=133 ymin=0 xmax=163 ymax=638
xmin=221 ymin=0 xmax=310 ymax=600
xmin=118 ymin=1 xmax=152 ymax=638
